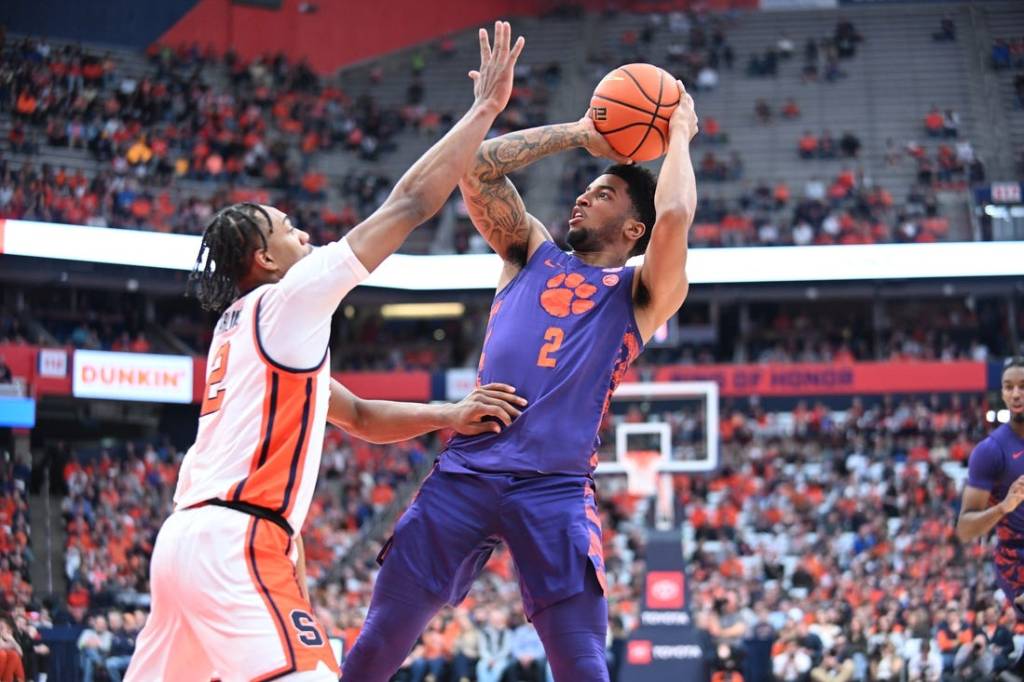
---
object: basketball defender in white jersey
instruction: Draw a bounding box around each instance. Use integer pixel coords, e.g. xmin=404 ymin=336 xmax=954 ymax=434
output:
xmin=125 ymin=23 xmax=526 ymax=682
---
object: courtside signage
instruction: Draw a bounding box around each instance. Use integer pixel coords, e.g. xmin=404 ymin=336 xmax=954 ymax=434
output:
xmin=3 ymin=220 xmax=1024 ymax=287
xmin=652 ymin=360 xmax=985 ymax=396
xmin=0 ymin=397 xmax=35 ymax=428
xmin=646 ymin=571 xmax=686 ymax=609
xmin=72 ymin=350 xmax=193 ymax=403
xmin=38 ymin=349 xmax=68 ymax=378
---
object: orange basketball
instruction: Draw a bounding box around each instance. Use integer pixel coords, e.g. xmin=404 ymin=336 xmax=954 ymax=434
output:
xmin=589 ymin=63 xmax=679 ymax=162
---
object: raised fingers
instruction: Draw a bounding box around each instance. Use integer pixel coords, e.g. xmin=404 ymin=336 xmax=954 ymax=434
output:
xmin=510 ymin=35 xmax=525 ymax=62
xmin=499 ymin=20 xmax=509 ymax=55
xmin=478 ymin=27 xmax=492 ymax=66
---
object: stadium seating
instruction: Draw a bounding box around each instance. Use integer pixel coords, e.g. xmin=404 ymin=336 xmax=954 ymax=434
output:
xmin=5 ymin=3 xmax=1019 ymax=251
xmin=0 ymin=457 xmax=32 ymax=611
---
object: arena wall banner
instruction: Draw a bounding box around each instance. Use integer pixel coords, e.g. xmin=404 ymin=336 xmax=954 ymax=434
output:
xmin=333 ymin=371 xmax=432 ymax=402
xmin=651 ymin=360 xmax=986 ymax=397
xmin=72 ymin=350 xmax=194 ymax=404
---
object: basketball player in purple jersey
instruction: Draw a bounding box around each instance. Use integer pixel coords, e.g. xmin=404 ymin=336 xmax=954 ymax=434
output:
xmin=958 ymin=358 xmax=1024 ymax=626
xmin=342 ymin=84 xmax=698 ymax=681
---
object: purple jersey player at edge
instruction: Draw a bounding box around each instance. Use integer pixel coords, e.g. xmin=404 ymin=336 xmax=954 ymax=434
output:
xmin=341 ymin=77 xmax=699 ymax=681
xmin=957 ymin=358 xmax=1024 ymax=654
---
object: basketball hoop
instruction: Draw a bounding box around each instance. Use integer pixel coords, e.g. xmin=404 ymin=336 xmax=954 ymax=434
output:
xmin=623 ymin=450 xmax=662 ymax=497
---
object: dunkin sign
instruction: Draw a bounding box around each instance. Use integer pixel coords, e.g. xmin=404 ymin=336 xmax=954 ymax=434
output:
xmin=73 ymin=350 xmax=193 ymax=403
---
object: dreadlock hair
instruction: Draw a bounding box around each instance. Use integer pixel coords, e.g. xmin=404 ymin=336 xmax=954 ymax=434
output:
xmin=187 ymin=203 xmax=274 ymax=313
xmin=602 ymin=164 xmax=657 ymax=256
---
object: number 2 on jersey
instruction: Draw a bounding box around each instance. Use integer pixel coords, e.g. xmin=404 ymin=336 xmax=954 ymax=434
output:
xmin=536 ymin=327 xmax=565 ymax=368
xmin=200 ymin=342 xmax=230 ymax=416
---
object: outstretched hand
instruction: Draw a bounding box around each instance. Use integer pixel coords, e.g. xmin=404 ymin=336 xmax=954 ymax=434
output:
xmin=577 ymin=113 xmax=633 ymax=164
xmin=470 ymin=21 xmax=526 ymax=115
xmin=448 ymin=382 xmax=528 ymax=435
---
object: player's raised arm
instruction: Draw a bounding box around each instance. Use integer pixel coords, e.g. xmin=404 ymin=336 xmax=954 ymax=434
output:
xmin=327 ymin=379 xmax=528 ymax=444
xmin=345 ymin=21 xmax=524 ymax=273
xmin=634 ymin=81 xmax=698 ymax=339
xmin=459 ymin=115 xmax=629 ymax=272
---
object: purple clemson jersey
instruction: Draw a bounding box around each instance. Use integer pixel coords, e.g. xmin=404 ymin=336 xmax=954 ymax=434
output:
xmin=967 ymin=424 xmax=1024 ymax=544
xmin=441 ymin=241 xmax=644 ymax=476
xmin=967 ymin=424 xmax=1024 ymax=615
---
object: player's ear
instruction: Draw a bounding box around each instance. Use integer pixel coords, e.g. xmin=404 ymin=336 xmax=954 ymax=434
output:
xmin=624 ymin=217 xmax=646 ymax=244
xmin=252 ymin=246 xmax=277 ymax=273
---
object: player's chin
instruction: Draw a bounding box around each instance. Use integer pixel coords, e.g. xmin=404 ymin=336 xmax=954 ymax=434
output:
xmin=566 ymin=226 xmax=589 ymax=249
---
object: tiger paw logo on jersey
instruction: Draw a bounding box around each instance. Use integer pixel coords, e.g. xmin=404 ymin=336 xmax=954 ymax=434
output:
xmin=540 ymin=272 xmax=598 ymax=318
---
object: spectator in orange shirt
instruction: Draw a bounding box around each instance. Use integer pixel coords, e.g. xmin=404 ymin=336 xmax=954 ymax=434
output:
xmin=950 ymin=434 xmax=972 ymax=462
xmin=702 ymin=116 xmax=724 ymax=143
xmin=924 ymin=106 xmax=944 ymax=136
xmin=799 ymin=132 xmax=818 ymax=159
xmin=128 ymin=333 xmax=150 ymax=353
xmin=125 ymin=138 xmax=152 ymax=166
xmin=719 ymin=552 xmax=744 ymax=579
xmin=370 ymin=481 xmax=395 ymax=509
xmin=782 ymin=98 xmax=801 ymax=119
xmin=14 ymin=92 xmax=37 ymax=122
xmin=937 ymin=608 xmax=973 ymax=670
xmin=773 ymin=182 xmax=790 ymax=207
xmin=301 ymin=171 xmax=327 ymax=201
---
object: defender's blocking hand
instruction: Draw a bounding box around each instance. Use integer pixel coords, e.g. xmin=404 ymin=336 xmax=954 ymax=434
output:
xmin=469 ymin=21 xmax=526 ymax=116
xmin=448 ymin=382 xmax=528 ymax=435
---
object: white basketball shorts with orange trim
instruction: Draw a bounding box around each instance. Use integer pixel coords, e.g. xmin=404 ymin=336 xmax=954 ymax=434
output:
xmin=124 ymin=505 xmax=338 ymax=682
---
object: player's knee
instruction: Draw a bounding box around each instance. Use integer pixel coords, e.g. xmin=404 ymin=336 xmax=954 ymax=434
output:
xmin=549 ymin=653 xmax=608 ymax=681
xmin=344 ymin=630 xmax=395 ymax=669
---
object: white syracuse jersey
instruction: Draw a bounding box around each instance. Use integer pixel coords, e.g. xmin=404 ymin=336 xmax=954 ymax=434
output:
xmin=126 ymin=237 xmax=369 ymax=682
xmin=173 ymin=237 xmax=369 ymax=533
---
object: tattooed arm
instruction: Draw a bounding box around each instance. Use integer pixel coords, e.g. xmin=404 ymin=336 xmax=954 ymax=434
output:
xmin=459 ymin=115 xmax=628 ymax=285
